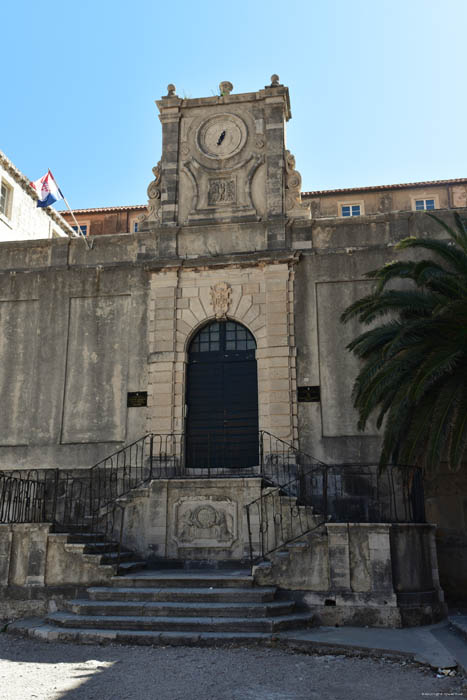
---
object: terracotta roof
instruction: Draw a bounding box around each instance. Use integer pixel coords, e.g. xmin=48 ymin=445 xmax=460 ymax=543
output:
xmin=60 ymin=204 xmax=147 ymax=215
xmin=59 ymin=179 xmax=467 ymax=213
xmin=302 ymin=178 xmax=467 ymax=197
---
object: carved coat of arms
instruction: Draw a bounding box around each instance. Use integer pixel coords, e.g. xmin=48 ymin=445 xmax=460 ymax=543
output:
xmin=210 ymin=282 xmax=232 ymax=319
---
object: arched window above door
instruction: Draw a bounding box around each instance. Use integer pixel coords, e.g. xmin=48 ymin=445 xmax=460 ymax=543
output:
xmin=189 ymin=321 xmax=256 ymax=354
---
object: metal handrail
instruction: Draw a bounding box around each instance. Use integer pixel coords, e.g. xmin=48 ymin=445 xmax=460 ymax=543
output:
xmin=245 ymin=462 xmax=426 ymax=563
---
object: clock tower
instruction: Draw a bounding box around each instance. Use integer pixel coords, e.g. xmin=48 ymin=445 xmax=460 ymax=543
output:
xmin=140 ymin=76 xmax=310 ymax=251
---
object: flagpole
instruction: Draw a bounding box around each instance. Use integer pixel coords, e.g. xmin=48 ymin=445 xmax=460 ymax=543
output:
xmin=47 ymin=170 xmax=93 ymax=250
xmin=61 ymin=194 xmax=93 ymax=250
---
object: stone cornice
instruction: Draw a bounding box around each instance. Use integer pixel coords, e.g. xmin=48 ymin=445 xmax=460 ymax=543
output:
xmin=146 ymin=249 xmax=300 ymax=273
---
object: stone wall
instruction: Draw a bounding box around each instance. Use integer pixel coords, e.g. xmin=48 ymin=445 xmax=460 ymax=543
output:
xmin=0 ymin=208 xmax=465 ymax=599
xmin=0 ymin=524 xmax=114 ymax=621
xmin=119 ymin=477 xmax=263 ymax=562
xmin=0 ymin=259 xmax=148 ymax=470
xmin=253 ymin=523 xmax=446 ymax=627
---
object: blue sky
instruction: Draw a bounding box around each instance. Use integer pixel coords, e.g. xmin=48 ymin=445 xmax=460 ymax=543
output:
xmin=2 ymin=0 xmax=467 ymax=210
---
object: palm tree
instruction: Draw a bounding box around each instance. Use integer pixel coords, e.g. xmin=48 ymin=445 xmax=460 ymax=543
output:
xmin=341 ymin=212 xmax=467 ymax=474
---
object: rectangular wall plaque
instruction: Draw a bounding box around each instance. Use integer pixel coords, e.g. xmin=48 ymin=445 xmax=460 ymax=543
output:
xmin=127 ymin=391 xmax=148 ymax=407
xmin=297 ymin=386 xmax=320 ymax=403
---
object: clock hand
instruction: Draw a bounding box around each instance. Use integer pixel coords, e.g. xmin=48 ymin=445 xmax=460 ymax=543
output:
xmin=217 ymin=130 xmax=226 ymax=146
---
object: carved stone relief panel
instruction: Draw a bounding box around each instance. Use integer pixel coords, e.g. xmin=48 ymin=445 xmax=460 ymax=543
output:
xmin=179 ymin=109 xmax=265 ymax=223
xmin=173 ymin=496 xmax=238 ymax=549
xmin=208 ymin=178 xmax=236 ymax=206
xmin=210 ymin=281 xmax=232 ymax=319
xmin=183 ymin=155 xmax=263 ymax=223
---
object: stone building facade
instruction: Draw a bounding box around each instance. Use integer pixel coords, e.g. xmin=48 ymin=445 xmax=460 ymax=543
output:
xmin=0 ymin=150 xmax=73 ymax=241
xmin=0 ymin=78 xmax=465 ymax=619
xmin=60 ymin=204 xmax=145 ymax=237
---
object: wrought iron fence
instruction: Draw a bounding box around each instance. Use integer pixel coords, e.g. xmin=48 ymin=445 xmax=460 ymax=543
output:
xmin=246 ymin=462 xmax=426 ymax=562
xmin=0 ymin=471 xmax=46 ymax=523
xmin=259 ymin=430 xmax=325 ymax=487
xmin=0 ymin=433 xmax=426 ymax=570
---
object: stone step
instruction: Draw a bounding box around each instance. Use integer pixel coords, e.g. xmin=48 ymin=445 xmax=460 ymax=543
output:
xmin=112 ymin=570 xmax=254 ymax=588
xmin=9 ymin=619 xmax=274 ymax=647
xmin=88 ymin=585 xmax=277 ymax=603
xmin=66 ymin=533 xmax=113 ymax=544
xmin=67 ymin=541 xmax=134 ymax=556
xmin=100 ymin=551 xmax=138 ymax=564
xmin=65 ymin=599 xmax=294 ymax=618
xmin=116 ymin=561 xmax=147 ymax=575
xmin=47 ymin=611 xmax=313 ymax=633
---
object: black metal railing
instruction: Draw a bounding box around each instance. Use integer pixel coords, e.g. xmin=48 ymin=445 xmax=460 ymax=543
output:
xmin=259 ymin=430 xmax=325 ymax=487
xmin=0 ymin=471 xmax=47 ymax=523
xmin=0 ymin=433 xmax=427 ymax=571
xmin=246 ymin=462 xmax=426 ymax=562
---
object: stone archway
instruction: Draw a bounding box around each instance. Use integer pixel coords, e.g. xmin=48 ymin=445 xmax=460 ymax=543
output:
xmin=146 ymin=262 xmax=298 ymax=450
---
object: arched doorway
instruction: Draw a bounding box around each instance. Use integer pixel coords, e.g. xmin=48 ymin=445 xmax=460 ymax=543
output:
xmin=186 ymin=320 xmax=259 ymax=469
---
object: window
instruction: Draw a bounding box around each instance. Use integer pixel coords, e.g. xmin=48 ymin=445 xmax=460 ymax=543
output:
xmin=189 ymin=321 xmax=256 ymax=354
xmin=71 ymin=224 xmax=88 ymax=236
xmin=190 ymin=322 xmax=221 ymax=352
xmin=0 ymin=180 xmax=12 ymax=218
xmin=415 ymin=199 xmax=435 ymax=211
xmin=340 ymin=203 xmax=362 ymax=217
xmin=133 ymin=221 xmax=139 ymax=233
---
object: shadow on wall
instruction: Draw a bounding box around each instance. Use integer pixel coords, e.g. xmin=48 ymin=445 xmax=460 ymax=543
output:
xmin=424 ymin=467 xmax=467 ymax=603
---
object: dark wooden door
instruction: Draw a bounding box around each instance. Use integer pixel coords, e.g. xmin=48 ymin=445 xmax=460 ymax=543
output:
xmin=186 ymin=321 xmax=259 ymax=468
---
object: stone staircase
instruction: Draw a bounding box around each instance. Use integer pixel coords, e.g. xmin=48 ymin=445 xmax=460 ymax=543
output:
xmin=10 ymin=569 xmax=314 ymax=646
xmin=60 ymin=531 xmax=147 ymax=575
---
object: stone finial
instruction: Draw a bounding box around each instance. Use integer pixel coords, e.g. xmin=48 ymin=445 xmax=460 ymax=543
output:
xmin=219 ymin=81 xmax=233 ymax=96
xmin=166 ymin=84 xmax=177 ymax=97
xmin=270 ymin=74 xmax=281 ymax=87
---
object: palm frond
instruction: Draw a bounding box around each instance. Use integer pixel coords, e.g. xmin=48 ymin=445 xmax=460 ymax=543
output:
xmin=396 ymin=236 xmax=467 ymax=276
xmin=341 ymin=212 xmax=467 ymax=475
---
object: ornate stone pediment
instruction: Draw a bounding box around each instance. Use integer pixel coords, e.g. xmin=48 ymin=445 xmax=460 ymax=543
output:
xmin=182 ymin=154 xmax=263 ymax=224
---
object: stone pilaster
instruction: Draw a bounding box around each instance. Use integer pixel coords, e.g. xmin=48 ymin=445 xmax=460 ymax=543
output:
xmin=0 ymin=525 xmax=12 ymax=586
xmin=147 ymin=268 xmax=179 ymax=435
xmin=368 ymin=525 xmax=395 ymax=593
xmin=326 ymin=523 xmax=351 ymax=591
xmin=157 ymin=94 xmax=182 ymax=227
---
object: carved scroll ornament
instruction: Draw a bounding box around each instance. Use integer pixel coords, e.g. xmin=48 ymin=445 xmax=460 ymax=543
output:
xmin=139 ymin=161 xmax=162 ymax=225
xmin=284 ymin=150 xmax=311 ymax=219
xmin=210 ymin=282 xmax=232 ymax=319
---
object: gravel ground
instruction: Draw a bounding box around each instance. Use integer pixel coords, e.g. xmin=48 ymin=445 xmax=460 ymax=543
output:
xmin=0 ymin=633 xmax=465 ymax=700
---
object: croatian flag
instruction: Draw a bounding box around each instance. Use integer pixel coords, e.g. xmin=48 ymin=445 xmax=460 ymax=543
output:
xmin=30 ymin=170 xmax=63 ymax=208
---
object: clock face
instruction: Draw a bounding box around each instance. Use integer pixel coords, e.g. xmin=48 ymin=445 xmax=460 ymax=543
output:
xmin=197 ymin=114 xmax=247 ymax=159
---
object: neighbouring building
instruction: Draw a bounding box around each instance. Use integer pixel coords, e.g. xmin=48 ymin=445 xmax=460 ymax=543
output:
xmin=0 ymin=150 xmax=74 ymax=241
xmin=60 ymin=180 xmax=467 ymax=236
xmin=0 ymin=78 xmax=464 ymax=639
xmin=60 ymin=204 xmax=146 ymax=237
